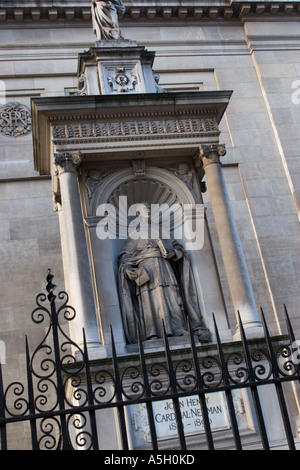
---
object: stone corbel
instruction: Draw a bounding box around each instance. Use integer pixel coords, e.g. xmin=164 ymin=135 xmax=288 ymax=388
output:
xmin=74 ymin=74 xmax=87 ymax=96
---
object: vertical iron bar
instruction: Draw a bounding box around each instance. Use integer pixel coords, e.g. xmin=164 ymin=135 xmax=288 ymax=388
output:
xmin=260 ymin=307 xmax=296 ymax=450
xmin=213 ymin=313 xmax=242 ymax=450
xmin=110 ymin=327 xmax=129 ymax=450
xmin=0 ymin=363 xmax=7 ymax=450
xmin=284 ymin=305 xmax=296 ymax=344
xmin=187 ymin=320 xmax=215 ymax=450
xmin=48 ymin=288 xmax=73 ymax=450
xmin=83 ymin=329 xmax=99 ymax=450
xmin=162 ymin=322 xmax=186 ymax=450
xmin=25 ymin=336 xmax=39 ymax=450
xmin=237 ymin=312 xmax=270 ymax=450
xmin=284 ymin=305 xmax=300 ymax=379
xmin=137 ymin=327 xmax=158 ymax=450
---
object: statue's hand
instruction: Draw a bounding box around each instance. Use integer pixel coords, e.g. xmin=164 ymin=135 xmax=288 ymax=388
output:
xmin=164 ymin=250 xmax=176 ymax=259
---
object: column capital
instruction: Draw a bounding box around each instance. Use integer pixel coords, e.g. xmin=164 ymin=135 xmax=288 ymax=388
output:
xmin=195 ymin=144 xmax=226 ymax=169
xmin=54 ymin=151 xmax=82 ymax=173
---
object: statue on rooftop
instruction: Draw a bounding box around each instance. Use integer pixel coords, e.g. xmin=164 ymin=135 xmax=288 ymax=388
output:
xmin=92 ymin=0 xmax=126 ymax=41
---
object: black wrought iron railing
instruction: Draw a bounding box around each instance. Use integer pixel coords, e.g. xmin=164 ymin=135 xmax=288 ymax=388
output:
xmin=0 ymin=270 xmax=299 ymax=451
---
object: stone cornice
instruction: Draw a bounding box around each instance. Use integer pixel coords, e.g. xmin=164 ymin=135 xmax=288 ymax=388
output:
xmin=31 ymin=90 xmax=232 ymax=175
xmin=0 ymin=1 xmax=300 ymax=23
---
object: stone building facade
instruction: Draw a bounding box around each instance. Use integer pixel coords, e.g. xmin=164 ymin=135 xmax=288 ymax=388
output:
xmin=0 ymin=0 xmax=300 ymax=450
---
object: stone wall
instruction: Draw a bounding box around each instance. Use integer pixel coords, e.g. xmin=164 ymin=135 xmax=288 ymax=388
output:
xmin=0 ymin=4 xmax=300 ymax=443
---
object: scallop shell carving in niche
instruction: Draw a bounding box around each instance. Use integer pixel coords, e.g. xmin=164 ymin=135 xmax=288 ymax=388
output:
xmin=108 ymin=179 xmax=182 ymax=231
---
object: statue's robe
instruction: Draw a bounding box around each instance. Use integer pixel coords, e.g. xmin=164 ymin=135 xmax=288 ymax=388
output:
xmin=118 ymin=237 xmax=210 ymax=344
xmin=92 ymin=0 xmax=125 ymax=40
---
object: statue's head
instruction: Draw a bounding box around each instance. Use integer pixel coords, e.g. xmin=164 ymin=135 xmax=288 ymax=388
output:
xmin=137 ymin=202 xmax=151 ymax=222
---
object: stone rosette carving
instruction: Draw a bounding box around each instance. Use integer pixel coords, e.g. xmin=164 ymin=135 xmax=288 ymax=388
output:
xmin=0 ymin=102 xmax=32 ymax=137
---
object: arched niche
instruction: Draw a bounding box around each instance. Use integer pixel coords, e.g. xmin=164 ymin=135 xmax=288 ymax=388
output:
xmin=85 ymin=165 xmax=231 ymax=353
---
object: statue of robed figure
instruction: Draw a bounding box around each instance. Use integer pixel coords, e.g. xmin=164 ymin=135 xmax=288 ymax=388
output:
xmin=118 ymin=206 xmax=210 ymax=344
xmin=92 ymin=0 xmax=126 ymax=40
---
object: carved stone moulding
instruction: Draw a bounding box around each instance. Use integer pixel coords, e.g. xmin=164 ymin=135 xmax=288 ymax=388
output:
xmin=51 ymin=115 xmax=220 ymax=143
xmin=50 ymin=117 xmax=221 ymax=163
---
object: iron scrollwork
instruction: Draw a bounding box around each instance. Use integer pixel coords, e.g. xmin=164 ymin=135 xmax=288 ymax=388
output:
xmin=0 ymin=272 xmax=300 ymax=450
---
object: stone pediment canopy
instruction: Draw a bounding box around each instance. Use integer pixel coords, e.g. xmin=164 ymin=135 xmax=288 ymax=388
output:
xmin=0 ymin=1 xmax=298 ymax=23
xmin=31 ymin=90 xmax=232 ymax=176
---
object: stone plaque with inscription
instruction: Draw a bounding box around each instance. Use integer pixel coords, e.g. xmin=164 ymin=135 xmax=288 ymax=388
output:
xmin=130 ymin=392 xmax=230 ymax=447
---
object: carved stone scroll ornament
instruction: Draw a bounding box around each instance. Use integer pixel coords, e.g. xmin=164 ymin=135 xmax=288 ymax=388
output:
xmin=193 ymin=144 xmax=226 ymax=189
xmin=195 ymin=144 xmax=226 ymax=169
xmin=52 ymin=152 xmax=82 ymax=210
xmin=153 ymin=73 xmax=167 ymax=94
xmin=54 ymin=152 xmax=83 ymax=173
xmin=0 ymin=102 xmax=32 ymax=137
xmin=74 ymin=74 xmax=87 ymax=96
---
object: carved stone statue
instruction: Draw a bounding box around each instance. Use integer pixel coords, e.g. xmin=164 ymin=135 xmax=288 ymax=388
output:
xmin=92 ymin=0 xmax=126 ymax=40
xmin=118 ymin=204 xmax=210 ymax=344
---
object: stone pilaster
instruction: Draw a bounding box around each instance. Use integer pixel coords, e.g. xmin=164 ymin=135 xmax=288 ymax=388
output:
xmin=195 ymin=144 xmax=264 ymax=339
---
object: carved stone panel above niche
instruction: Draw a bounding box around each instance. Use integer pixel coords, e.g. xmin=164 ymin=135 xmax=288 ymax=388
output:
xmin=99 ymin=62 xmax=144 ymax=94
xmin=51 ymin=116 xmax=219 ymax=153
xmin=33 ymin=91 xmax=232 ymax=175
